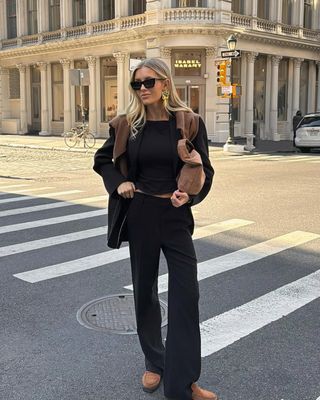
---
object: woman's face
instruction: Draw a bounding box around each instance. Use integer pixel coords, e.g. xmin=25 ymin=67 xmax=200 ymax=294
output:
xmin=133 ymin=66 xmax=168 ymax=107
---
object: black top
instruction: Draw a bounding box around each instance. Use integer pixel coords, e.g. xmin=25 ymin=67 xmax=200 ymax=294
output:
xmin=127 ymin=120 xmax=178 ymax=195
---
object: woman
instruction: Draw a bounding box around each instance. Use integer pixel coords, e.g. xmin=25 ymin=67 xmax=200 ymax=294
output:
xmin=93 ymin=58 xmax=216 ymax=400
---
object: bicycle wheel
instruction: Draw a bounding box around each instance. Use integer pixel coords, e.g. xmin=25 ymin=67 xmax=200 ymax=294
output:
xmin=84 ymin=133 xmax=96 ymax=148
xmin=64 ymin=131 xmax=77 ymax=148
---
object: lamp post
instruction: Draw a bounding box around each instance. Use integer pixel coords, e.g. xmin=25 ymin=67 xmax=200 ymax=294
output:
xmin=226 ymin=34 xmax=237 ymax=145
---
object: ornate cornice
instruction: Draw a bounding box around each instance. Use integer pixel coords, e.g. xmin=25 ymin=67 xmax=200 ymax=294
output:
xmin=205 ymin=47 xmax=217 ymax=58
xmin=160 ymin=47 xmax=171 ymax=58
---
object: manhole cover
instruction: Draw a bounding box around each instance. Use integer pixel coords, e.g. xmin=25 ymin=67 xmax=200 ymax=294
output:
xmin=77 ymin=294 xmax=168 ymax=335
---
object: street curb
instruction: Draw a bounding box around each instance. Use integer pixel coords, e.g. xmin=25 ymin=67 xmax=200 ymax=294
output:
xmin=0 ymin=143 xmax=97 ymax=154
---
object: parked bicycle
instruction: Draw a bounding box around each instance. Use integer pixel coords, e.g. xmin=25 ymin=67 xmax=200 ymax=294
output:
xmin=64 ymin=124 xmax=96 ymax=148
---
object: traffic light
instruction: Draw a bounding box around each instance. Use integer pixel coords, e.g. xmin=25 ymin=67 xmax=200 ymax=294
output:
xmin=216 ymin=61 xmax=227 ymax=85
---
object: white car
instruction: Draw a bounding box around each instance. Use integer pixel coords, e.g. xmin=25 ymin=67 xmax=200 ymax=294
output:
xmin=294 ymin=113 xmax=320 ymax=153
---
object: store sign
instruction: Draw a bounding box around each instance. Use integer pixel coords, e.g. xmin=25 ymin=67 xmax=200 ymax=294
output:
xmin=174 ymin=59 xmax=201 ymax=68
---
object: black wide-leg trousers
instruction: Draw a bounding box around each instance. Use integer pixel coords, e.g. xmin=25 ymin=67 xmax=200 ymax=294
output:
xmin=127 ymin=192 xmax=201 ymax=400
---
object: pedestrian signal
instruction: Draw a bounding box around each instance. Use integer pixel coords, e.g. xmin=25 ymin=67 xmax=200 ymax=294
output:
xmin=216 ymin=62 xmax=227 ymax=85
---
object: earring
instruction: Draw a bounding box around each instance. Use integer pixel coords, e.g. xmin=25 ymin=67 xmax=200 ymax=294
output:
xmin=161 ymin=90 xmax=170 ymax=107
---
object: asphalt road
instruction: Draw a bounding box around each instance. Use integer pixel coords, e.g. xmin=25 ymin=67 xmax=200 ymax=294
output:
xmin=0 ymin=146 xmax=319 ymax=400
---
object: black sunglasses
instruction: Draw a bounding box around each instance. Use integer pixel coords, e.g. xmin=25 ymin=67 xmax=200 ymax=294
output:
xmin=130 ymin=78 xmax=165 ymax=91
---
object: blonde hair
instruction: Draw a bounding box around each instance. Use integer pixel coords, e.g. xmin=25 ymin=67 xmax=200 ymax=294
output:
xmin=126 ymin=58 xmax=193 ymax=138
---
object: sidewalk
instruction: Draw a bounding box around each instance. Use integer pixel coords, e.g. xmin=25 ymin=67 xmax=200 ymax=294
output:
xmin=0 ymin=133 xmax=296 ymax=154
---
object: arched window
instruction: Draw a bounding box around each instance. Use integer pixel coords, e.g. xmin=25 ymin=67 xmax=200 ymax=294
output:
xmin=27 ymin=0 xmax=38 ymax=34
xmin=6 ymin=0 xmax=17 ymax=38
xmin=49 ymin=0 xmax=61 ymax=31
xmin=73 ymin=0 xmax=86 ymax=26
xmin=232 ymin=0 xmax=245 ymax=14
xmin=128 ymin=0 xmax=146 ymax=15
xmin=257 ymin=0 xmax=269 ymax=19
xmin=303 ymin=0 xmax=312 ymax=29
xmin=99 ymin=0 xmax=115 ymax=21
xmin=282 ymin=0 xmax=292 ymax=25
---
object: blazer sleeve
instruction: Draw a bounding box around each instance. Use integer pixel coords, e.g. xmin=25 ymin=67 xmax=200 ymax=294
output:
xmin=93 ymin=125 xmax=127 ymax=196
xmin=189 ymin=116 xmax=214 ymax=206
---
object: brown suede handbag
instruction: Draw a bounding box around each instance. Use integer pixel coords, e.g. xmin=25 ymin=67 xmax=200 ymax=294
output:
xmin=176 ymin=138 xmax=205 ymax=196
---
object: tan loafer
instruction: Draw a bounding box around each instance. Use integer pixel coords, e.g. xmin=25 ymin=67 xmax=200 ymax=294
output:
xmin=142 ymin=371 xmax=162 ymax=393
xmin=191 ymin=383 xmax=218 ymax=400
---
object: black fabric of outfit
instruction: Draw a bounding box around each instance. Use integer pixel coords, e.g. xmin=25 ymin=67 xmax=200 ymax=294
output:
xmin=93 ymin=114 xmax=214 ymax=400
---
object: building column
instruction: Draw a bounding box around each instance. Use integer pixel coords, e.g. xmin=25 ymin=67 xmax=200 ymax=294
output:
xmin=298 ymin=0 xmax=304 ymax=27
xmin=160 ymin=47 xmax=171 ymax=71
xmin=0 ymin=68 xmax=10 ymax=123
xmin=146 ymin=0 xmax=161 ymax=11
xmin=85 ymin=56 xmax=97 ymax=134
xmin=86 ymin=0 xmax=99 ymax=24
xmin=38 ymin=62 xmax=49 ymax=136
xmin=17 ymin=0 xmax=28 ymax=37
xmin=270 ymin=55 xmax=282 ymax=141
xmin=245 ymin=52 xmax=258 ymax=149
xmin=60 ymin=59 xmax=72 ymax=132
xmin=60 ymin=0 xmax=73 ymax=28
xmin=124 ymin=54 xmax=131 ymax=110
xmin=316 ymin=62 xmax=320 ymax=112
xmin=252 ymin=0 xmax=257 ymax=16
xmin=307 ymin=61 xmax=316 ymax=113
xmin=276 ymin=0 xmax=282 ymax=23
xmin=113 ymin=52 xmax=127 ymax=115
xmin=38 ymin=0 xmax=49 ymax=33
xmin=0 ymin=0 xmax=8 ymax=40
xmin=16 ymin=64 xmax=28 ymax=134
xmin=205 ymin=47 xmax=217 ymax=141
xmin=115 ymin=1 xmax=128 ymax=18
xmin=292 ymin=58 xmax=303 ymax=116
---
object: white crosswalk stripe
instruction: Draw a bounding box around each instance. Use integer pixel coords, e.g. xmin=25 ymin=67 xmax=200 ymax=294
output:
xmin=0 ymin=226 xmax=107 ymax=257
xmin=200 ymin=268 xmax=320 ymax=357
xmin=0 ymin=186 xmax=54 ymax=196
xmin=0 ymin=184 xmax=30 ymax=189
xmin=13 ymin=219 xmax=253 ymax=283
xmin=124 ymin=231 xmax=319 ymax=293
xmin=0 ymin=195 xmax=106 ymax=217
xmin=214 ymin=154 xmax=320 ymax=163
xmin=0 ymin=208 xmax=106 ymax=234
xmin=0 ymin=190 xmax=82 ymax=205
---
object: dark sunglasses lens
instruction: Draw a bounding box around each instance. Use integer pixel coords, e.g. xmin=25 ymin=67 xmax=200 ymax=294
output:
xmin=143 ymin=79 xmax=156 ymax=89
xmin=131 ymin=81 xmax=142 ymax=90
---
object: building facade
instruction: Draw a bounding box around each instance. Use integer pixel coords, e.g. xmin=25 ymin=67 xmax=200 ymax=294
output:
xmin=0 ymin=0 xmax=319 ymax=143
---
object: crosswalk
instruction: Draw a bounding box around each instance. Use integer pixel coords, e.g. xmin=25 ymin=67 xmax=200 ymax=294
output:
xmin=211 ymin=152 xmax=320 ymax=164
xmin=1 ymin=182 xmax=319 ymax=360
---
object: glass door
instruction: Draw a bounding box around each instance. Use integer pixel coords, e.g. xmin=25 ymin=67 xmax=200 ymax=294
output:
xmin=31 ymin=67 xmax=41 ymax=133
xmin=176 ymin=85 xmax=202 ymax=115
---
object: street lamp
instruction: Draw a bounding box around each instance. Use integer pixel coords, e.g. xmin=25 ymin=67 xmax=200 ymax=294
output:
xmin=226 ymin=34 xmax=237 ymax=144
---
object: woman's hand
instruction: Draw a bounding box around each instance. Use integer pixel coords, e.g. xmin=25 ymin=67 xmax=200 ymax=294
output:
xmin=171 ymin=190 xmax=189 ymax=208
xmin=117 ymin=181 xmax=136 ymax=198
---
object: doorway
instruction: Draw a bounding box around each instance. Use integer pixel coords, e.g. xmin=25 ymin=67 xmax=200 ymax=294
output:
xmin=30 ymin=66 xmax=41 ymax=133
xmin=176 ymin=85 xmax=203 ymax=115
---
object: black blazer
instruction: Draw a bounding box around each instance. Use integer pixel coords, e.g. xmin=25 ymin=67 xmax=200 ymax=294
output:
xmin=93 ymin=114 xmax=214 ymax=248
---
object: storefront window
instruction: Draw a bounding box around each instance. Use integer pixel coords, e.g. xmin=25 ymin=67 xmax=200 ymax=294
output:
xmin=99 ymin=0 xmax=115 ymax=20
xmin=74 ymin=60 xmax=89 ymax=122
xmin=6 ymin=0 xmax=17 ymax=39
xmin=257 ymin=0 xmax=269 ymax=19
xmin=253 ymin=55 xmax=266 ymax=121
xmin=128 ymin=0 xmax=146 ymax=15
xmin=73 ymin=0 xmax=86 ymax=26
xmin=299 ymin=61 xmax=308 ymax=115
xmin=9 ymin=68 xmax=20 ymax=99
xmin=278 ymin=59 xmax=288 ymax=121
xmin=52 ymin=63 xmax=64 ymax=121
xmin=232 ymin=0 xmax=245 ymax=14
xmin=173 ymin=51 xmax=202 ymax=77
xmin=101 ymin=58 xmax=117 ymax=122
xmin=49 ymin=0 xmax=61 ymax=31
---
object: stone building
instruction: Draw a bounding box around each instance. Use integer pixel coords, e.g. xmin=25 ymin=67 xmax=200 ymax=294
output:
xmin=0 ymin=0 xmax=319 ymax=143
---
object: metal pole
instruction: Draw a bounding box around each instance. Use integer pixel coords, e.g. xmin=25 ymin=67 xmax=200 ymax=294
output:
xmin=80 ymin=84 xmax=85 ymax=125
xmin=227 ymin=58 xmax=235 ymax=144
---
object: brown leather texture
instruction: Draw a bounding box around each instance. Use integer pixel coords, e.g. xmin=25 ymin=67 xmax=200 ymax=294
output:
xmin=177 ymin=138 xmax=205 ymax=195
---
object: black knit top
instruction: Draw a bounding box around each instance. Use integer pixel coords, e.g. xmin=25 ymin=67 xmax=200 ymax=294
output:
xmin=127 ymin=120 xmax=179 ymax=195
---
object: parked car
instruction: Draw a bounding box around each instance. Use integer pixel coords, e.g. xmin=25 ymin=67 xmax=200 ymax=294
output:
xmin=294 ymin=113 xmax=320 ymax=152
